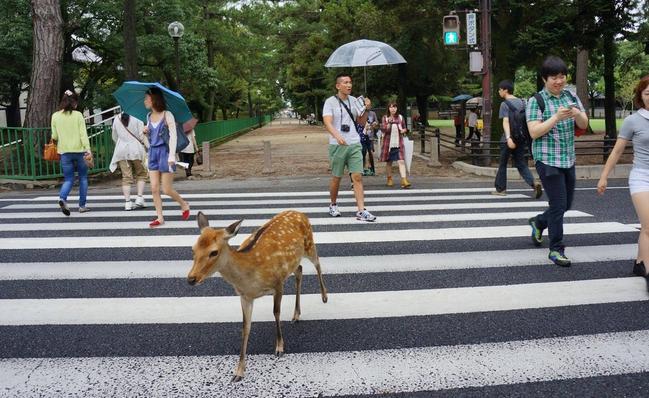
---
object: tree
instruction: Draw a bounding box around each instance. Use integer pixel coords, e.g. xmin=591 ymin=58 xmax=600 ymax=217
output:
xmin=123 ymin=0 xmax=137 ymax=80
xmin=24 ymin=0 xmax=64 ymax=128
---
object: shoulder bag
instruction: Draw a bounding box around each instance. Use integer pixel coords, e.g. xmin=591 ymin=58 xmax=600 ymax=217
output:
xmin=43 ymin=140 xmax=60 ymax=161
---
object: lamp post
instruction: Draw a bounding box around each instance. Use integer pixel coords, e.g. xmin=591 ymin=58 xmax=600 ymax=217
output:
xmin=167 ymin=21 xmax=184 ymax=91
xmin=256 ymin=89 xmax=262 ymax=128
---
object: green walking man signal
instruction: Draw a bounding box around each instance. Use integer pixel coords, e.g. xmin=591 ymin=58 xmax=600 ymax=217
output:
xmin=443 ymin=15 xmax=460 ymax=46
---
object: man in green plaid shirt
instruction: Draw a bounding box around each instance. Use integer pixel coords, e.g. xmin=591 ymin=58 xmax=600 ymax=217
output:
xmin=526 ymin=56 xmax=589 ymax=267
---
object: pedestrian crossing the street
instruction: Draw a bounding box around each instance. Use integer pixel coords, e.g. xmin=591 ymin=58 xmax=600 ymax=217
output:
xmin=0 ymin=186 xmax=646 ymax=397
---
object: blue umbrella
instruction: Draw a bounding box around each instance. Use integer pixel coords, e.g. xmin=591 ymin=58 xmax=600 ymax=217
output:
xmin=452 ymin=94 xmax=473 ymax=102
xmin=112 ymin=81 xmax=193 ymax=124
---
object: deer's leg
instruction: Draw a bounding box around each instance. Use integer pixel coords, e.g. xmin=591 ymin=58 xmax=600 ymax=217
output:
xmin=232 ymin=296 xmax=254 ymax=383
xmin=273 ymin=287 xmax=285 ymax=357
xmin=307 ymin=248 xmax=328 ymax=303
xmin=292 ymin=265 xmax=303 ymax=322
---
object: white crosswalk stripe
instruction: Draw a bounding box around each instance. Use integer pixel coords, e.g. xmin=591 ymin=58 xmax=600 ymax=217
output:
xmin=0 ymin=186 xmax=644 ymax=396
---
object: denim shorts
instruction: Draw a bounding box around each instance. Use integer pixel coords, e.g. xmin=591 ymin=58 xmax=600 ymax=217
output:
xmin=148 ymin=145 xmax=175 ymax=173
xmin=629 ymin=167 xmax=649 ymax=195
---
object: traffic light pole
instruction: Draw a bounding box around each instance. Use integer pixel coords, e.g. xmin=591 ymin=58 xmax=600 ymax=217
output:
xmin=480 ymin=0 xmax=492 ymax=154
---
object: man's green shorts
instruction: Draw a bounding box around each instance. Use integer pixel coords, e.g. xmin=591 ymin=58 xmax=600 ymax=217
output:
xmin=328 ymin=143 xmax=364 ymax=177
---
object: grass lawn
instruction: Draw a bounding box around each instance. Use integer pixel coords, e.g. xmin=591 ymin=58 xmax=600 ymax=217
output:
xmin=428 ymin=119 xmax=623 ymax=133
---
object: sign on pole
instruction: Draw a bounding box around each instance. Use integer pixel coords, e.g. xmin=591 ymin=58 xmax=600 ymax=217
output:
xmin=466 ymin=12 xmax=477 ymax=46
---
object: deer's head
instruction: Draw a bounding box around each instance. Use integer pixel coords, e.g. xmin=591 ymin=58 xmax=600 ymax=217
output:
xmin=187 ymin=212 xmax=242 ymax=286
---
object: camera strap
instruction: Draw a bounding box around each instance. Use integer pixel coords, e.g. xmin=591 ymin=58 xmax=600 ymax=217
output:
xmin=336 ymin=96 xmax=357 ymax=127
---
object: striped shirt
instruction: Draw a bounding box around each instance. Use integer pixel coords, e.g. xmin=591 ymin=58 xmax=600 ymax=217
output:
xmin=526 ymin=88 xmax=585 ymax=168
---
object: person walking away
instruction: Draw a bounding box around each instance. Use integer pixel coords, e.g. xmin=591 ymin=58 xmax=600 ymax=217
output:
xmin=454 ymin=112 xmax=463 ymax=146
xmin=109 ymin=113 xmax=148 ymax=210
xmin=51 ymin=90 xmax=92 ymax=216
xmin=526 ymin=56 xmax=588 ymax=267
xmin=598 ymin=75 xmax=649 ymax=284
xmin=379 ymin=102 xmax=411 ymax=189
xmin=179 ymin=128 xmax=198 ymax=179
xmin=465 ymin=108 xmax=479 ymax=142
xmin=322 ymin=73 xmax=376 ymax=222
xmin=143 ymin=87 xmax=190 ymax=228
xmin=492 ymin=80 xmax=543 ymax=198
xmin=362 ymin=97 xmax=378 ymax=176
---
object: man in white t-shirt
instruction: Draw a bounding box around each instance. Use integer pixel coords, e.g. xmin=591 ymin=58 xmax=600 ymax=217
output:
xmin=322 ymin=73 xmax=376 ymax=222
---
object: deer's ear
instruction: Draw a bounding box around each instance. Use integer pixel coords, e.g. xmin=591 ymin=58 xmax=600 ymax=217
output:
xmin=225 ymin=219 xmax=243 ymax=239
xmin=197 ymin=211 xmax=210 ymax=231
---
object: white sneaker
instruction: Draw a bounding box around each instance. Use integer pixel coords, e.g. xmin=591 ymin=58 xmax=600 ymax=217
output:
xmin=135 ymin=196 xmax=146 ymax=208
xmin=328 ymin=203 xmax=341 ymax=217
xmin=356 ymin=209 xmax=376 ymax=222
xmin=124 ymin=201 xmax=133 ymax=211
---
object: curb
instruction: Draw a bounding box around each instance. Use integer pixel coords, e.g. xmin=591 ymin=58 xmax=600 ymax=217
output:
xmin=452 ymin=161 xmax=631 ymax=180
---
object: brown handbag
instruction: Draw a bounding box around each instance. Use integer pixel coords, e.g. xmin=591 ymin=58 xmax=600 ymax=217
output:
xmin=43 ymin=140 xmax=60 ymax=161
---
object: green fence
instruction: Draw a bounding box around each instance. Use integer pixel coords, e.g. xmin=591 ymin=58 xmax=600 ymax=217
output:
xmin=194 ymin=115 xmax=271 ymax=145
xmin=0 ymin=125 xmax=113 ymax=180
xmin=0 ymin=115 xmax=271 ymax=180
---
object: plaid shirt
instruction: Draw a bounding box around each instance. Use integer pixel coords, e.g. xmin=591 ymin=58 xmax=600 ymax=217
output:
xmin=526 ymin=88 xmax=584 ymax=168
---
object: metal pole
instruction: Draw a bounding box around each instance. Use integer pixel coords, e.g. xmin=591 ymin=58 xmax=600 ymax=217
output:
xmin=480 ymin=0 xmax=492 ymax=165
xmin=174 ymin=37 xmax=180 ymax=91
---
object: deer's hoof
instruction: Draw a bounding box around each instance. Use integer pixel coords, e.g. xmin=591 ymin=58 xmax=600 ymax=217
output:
xmin=231 ymin=375 xmax=243 ymax=383
xmin=275 ymin=350 xmax=284 ymax=358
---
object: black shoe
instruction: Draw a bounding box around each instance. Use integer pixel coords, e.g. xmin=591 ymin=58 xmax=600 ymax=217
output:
xmin=633 ymin=261 xmax=646 ymax=277
xmin=58 ymin=199 xmax=70 ymax=216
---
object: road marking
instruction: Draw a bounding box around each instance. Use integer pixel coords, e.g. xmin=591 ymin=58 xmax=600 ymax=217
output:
xmin=0 ymin=277 xmax=645 ymax=325
xmin=0 ymin=210 xmax=591 ymax=232
xmin=0 ymin=222 xmax=636 ymax=249
xmin=2 ymin=330 xmax=648 ymax=396
xmin=0 ymin=243 xmax=634 ymax=280
xmin=0 ymin=201 xmax=552 ymax=219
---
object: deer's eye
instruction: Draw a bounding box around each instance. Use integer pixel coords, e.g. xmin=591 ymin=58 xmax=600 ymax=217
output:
xmin=209 ymin=250 xmax=219 ymax=257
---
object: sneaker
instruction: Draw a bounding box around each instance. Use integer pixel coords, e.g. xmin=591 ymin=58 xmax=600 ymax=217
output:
xmin=368 ymin=169 xmax=375 ymax=176
xmin=491 ymin=190 xmax=507 ymax=196
xmin=124 ymin=201 xmax=133 ymax=211
xmin=533 ymin=182 xmax=543 ymax=199
xmin=549 ymin=248 xmax=571 ymax=267
xmin=528 ymin=217 xmax=543 ymax=247
xmin=134 ymin=196 xmax=146 ymax=209
xmin=79 ymin=207 xmax=91 ymax=213
xmin=362 ymin=168 xmax=370 ymax=176
xmin=633 ymin=261 xmax=646 ymax=276
xmin=328 ymin=203 xmax=341 ymax=217
xmin=356 ymin=209 xmax=376 ymax=222
xmin=58 ymin=199 xmax=70 ymax=216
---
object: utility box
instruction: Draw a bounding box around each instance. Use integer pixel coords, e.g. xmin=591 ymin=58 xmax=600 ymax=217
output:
xmin=469 ymin=51 xmax=483 ymax=73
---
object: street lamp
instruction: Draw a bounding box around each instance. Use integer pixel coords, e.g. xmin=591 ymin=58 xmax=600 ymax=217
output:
xmin=256 ymin=89 xmax=262 ymax=128
xmin=167 ymin=21 xmax=184 ymax=91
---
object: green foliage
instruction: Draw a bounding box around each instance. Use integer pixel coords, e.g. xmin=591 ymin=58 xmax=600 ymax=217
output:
xmin=0 ymin=0 xmax=32 ymax=105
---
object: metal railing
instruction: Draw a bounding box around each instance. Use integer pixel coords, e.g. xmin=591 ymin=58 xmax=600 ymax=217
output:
xmin=416 ymin=124 xmax=633 ymax=166
xmin=0 ymin=125 xmax=112 ymax=180
xmin=194 ymin=115 xmax=272 ymax=145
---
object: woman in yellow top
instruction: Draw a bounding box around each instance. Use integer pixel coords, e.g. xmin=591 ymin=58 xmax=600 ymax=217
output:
xmin=50 ymin=90 xmax=92 ymax=216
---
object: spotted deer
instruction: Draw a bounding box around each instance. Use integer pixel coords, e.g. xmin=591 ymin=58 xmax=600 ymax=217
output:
xmin=187 ymin=210 xmax=328 ymax=382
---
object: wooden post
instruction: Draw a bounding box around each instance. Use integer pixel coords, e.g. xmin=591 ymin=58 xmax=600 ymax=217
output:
xmin=262 ymin=140 xmax=272 ymax=174
xmin=202 ymin=141 xmax=211 ymax=172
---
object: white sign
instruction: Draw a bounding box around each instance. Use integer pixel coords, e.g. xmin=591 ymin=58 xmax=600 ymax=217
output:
xmin=469 ymin=51 xmax=483 ymax=73
xmin=466 ymin=13 xmax=477 ymax=46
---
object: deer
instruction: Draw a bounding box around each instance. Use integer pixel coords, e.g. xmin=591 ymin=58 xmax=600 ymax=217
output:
xmin=187 ymin=210 xmax=328 ymax=382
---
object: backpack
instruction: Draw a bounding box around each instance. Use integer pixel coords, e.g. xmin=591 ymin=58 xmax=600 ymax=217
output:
xmin=503 ymin=99 xmax=530 ymax=148
xmin=151 ymin=111 xmax=190 ymax=153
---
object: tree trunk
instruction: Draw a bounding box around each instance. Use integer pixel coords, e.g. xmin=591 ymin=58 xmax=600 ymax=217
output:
xmin=247 ymin=86 xmax=253 ymax=118
xmin=415 ymin=94 xmax=428 ymax=127
xmin=123 ymin=0 xmax=138 ymax=80
xmin=6 ymin=83 xmax=23 ymax=127
xmin=24 ymin=0 xmax=64 ymax=128
xmin=575 ymin=48 xmax=590 ymax=114
xmin=221 ymin=107 xmax=228 ymax=120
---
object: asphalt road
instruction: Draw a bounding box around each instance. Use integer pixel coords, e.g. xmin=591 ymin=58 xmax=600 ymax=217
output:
xmin=0 ymin=177 xmax=647 ymax=397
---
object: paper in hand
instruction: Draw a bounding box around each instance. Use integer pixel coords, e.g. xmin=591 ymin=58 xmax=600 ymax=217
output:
xmin=176 ymin=161 xmax=189 ymax=169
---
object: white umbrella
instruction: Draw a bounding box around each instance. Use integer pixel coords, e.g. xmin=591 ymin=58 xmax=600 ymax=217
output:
xmin=325 ymin=39 xmax=407 ymax=93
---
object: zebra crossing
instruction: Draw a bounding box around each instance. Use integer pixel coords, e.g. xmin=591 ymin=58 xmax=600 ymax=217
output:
xmin=0 ymin=185 xmax=646 ymax=397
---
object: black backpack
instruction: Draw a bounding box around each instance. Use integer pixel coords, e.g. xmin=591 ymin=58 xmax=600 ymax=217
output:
xmin=503 ymin=99 xmax=531 ymax=148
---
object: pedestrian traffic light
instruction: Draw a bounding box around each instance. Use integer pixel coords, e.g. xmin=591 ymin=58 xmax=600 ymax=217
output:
xmin=443 ymin=15 xmax=460 ymax=46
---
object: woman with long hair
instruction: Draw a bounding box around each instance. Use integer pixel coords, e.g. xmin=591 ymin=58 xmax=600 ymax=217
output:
xmin=110 ymin=112 xmax=148 ymax=210
xmin=143 ymin=87 xmax=190 ymax=227
xmin=51 ymin=89 xmax=92 ymax=215
xmin=598 ymin=75 xmax=649 ymax=281
xmin=379 ymin=102 xmax=411 ymax=189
